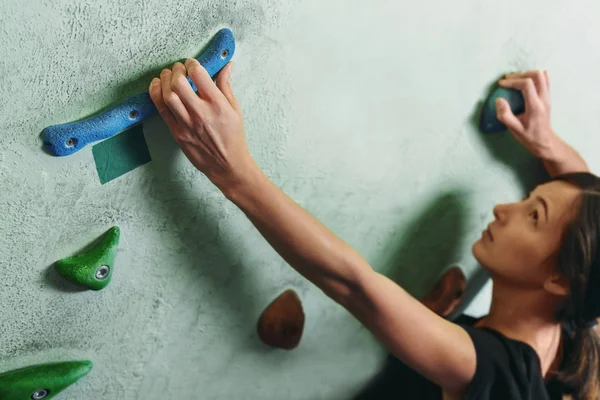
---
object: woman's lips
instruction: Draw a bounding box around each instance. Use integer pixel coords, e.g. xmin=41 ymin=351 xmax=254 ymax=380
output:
xmin=485 ymin=225 xmax=494 ymax=241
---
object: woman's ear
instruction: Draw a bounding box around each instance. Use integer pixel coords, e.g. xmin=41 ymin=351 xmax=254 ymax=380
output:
xmin=544 ymin=273 xmax=570 ymax=296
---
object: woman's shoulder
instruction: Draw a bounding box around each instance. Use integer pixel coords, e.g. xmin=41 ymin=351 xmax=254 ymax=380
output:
xmin=453 ymin=314 xmax=541 ymax=368
xmin=452 ymin=314 xmax=551 ymax=400
xmin=454 ymin=314 xmax=540 ymax=355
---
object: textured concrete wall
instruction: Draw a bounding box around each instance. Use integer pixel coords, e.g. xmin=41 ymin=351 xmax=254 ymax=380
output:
xmin=0 ymin=0 xmax=597 ymax=398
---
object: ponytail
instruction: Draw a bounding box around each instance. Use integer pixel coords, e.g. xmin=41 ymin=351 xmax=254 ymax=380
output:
xmin=550 ymin=172 xmax=600 ymax=399
xmin=557 ymin=323 xmax=600 ymax=400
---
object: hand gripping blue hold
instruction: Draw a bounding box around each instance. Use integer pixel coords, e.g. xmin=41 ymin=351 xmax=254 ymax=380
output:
xmin=42 ymin=28 xmax=236 ymax=157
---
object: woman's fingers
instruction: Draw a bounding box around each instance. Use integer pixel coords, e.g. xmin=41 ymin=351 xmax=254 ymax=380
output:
xmin=525 ymin=70 xmax=549 ymax=100
xmin=149 ymin=78 xmax=179 ymax=131
xmin=160 ymin=68 xmax=193 ymax=128
xmin=185 ymin=58 xmax=223 ymax=103
xmin=496 ymin=98 xmax=525 ymax=135
xmin=216 ymin=63 xmax=242 ymax=117
xmin=498 ymin=77 xmax=542 ymax=110
xmin=170 ymin=62 xmax=207 ymax=122
xmin=503 ymin=70 xmax=549 ymax=100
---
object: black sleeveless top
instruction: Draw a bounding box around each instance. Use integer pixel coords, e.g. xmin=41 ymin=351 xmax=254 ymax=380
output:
xmin=354 ymin=315 xmax=573 ymax=399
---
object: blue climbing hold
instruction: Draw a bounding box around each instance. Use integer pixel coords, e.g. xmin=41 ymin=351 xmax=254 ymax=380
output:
xmin=41 ymin=28 xmax=236 ymax=157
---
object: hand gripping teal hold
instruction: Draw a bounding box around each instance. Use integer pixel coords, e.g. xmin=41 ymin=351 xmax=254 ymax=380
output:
xmin=479 ymin=87 xmax=525 ymax=133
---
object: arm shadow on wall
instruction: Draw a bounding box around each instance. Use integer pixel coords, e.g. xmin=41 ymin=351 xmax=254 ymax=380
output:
xmin=138 ymin=116 xmax=268 ymax=352
xmin=353 ymin=189 xmax=473 ymax=399
xmin=352 ymin=89 xmax=549 ymax=399
xmin=374 ymin=190 xmax=469 ymax=301
xmin=371 ymin=188 xmax=490 ymax=320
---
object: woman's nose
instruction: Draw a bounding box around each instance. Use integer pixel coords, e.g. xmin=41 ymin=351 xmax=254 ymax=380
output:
xmin=493 ymin=203 xmax=510 ymax=222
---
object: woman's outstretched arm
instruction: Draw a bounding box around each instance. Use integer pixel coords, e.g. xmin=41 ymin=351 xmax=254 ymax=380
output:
xmin=223 ymin=159 xmax=475 ymax=395
xmin=149 ymin=59 xmax=477 ymax=396
xmin=496 ymin=70 xmax=589 ymax=177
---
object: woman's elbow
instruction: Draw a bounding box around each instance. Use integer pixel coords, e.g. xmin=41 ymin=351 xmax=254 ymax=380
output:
xmin=322 ymin=268 xmax=375 ymax=312
xmin=322 ymin=280 xmax=356 ymax=305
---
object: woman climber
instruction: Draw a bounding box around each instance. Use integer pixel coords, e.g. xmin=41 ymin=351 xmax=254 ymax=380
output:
xmin=149 ymin=62 xmax=600 ymax=400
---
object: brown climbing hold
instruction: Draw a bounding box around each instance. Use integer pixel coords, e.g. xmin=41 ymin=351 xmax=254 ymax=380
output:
xmin=420 ymin=266 xmax=466 ymax=318
xmin=257 ymin=289 xmax=305 ymax=350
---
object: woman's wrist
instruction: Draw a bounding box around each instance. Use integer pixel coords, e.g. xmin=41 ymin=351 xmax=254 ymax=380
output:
xmin=218 ymin=160 xmax=267 ymax=205
xmin=531 ymin=129 xmax=561 ymax=160
xmin=539 ymin=132 xmax=589 ymax=176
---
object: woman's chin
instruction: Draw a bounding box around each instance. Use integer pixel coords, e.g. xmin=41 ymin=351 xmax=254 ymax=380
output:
xmin=471 ymin=239 xmax=486 ymax=263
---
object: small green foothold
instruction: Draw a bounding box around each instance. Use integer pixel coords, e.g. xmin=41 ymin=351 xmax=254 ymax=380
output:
xmin=55 ymin=226 xmax=120 ymax=290
xmin=0 ymin=360 xmax=92 ymax=400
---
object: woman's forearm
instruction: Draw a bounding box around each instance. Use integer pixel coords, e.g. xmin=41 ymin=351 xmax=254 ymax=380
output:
xmin=542 ymin=134 xmax=589 ymax=177
xmin=221 ymin=164 xmax=371 ymax=299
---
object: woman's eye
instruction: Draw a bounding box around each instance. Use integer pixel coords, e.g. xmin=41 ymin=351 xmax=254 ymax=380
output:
xmin=531 ymin=210 xmax=539 ymax=223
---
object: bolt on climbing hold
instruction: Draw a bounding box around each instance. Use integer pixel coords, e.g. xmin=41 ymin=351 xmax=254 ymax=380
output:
xmin=54 ymin=226 xmax=120 ymax=290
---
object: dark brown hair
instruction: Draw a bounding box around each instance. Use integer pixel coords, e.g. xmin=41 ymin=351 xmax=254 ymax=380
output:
xmin=552 ymin=172 xmax=600 ymax=399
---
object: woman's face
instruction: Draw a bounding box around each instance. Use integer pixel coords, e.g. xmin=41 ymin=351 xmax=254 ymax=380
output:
xmin=472 ymin=180 xmax=581 ymax=289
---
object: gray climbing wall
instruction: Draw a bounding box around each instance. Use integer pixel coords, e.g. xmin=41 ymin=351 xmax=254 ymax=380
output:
xmin=0 ymin=0 xmax=597 ymax=398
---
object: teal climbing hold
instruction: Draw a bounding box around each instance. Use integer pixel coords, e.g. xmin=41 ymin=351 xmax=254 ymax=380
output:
xmin=0 ymin=360 xmax=92 ymax=400
xmin=55 ymin=226 xmax=120 ymax=290
xmin=479 ymin=87 xmax=525 ymax=133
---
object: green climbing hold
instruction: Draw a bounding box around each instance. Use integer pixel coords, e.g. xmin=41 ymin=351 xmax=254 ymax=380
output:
xmin=55 ymin=226 xmax=120 ymax=290
xmin=0 ymin=360 xmax=92 ymax=400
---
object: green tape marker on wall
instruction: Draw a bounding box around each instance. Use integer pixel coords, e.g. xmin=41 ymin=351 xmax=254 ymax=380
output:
xmin=92 ymin=124 xmax=151 ymax=184
xmin=0 ymin=360 xmax=92 ymax=400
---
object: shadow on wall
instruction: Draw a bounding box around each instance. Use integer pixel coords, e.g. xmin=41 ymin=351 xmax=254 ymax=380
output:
xmin=351 ymin=189 xmax=470 ymax=400
xmin=375 ymin=190 xmax=470 ymax=301
xmin=353 ymin=86 xmax=550 ymax=398
xmin=372 ymin=80 xmax=550 ymax=304
xmin=140 ymin=115 xmax=267 ymax=352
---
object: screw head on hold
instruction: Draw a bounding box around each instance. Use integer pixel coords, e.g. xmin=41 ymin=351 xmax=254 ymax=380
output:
xmin=95 ymin=265 xmax=111 ymax=280
xmin=129 ymin=110 xmax=139 ymax=120
xmin=65 ymin=138 xmax=77 ymax=148
xmin=31 ymin=389 xmax=49 ymax=399
xmin=221 ymin=49 xmax=229 ymax=59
